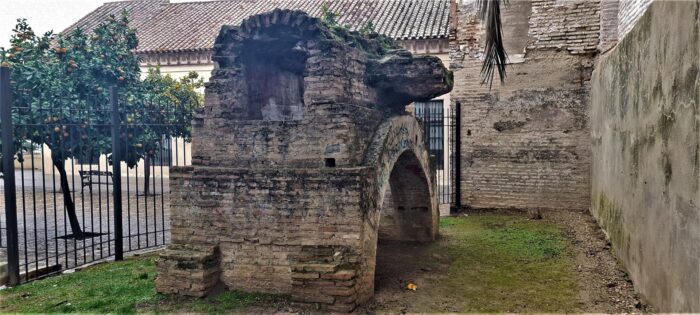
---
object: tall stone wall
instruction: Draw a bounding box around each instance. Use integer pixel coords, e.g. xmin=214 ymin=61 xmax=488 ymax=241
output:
xmin=450 ymin=0 xmax=597 ymax=211
xmin=590 ymin=1 xmax=700 ymax=311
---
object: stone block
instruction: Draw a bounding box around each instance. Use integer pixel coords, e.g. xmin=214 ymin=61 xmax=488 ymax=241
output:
xmin=320 ymin=269 xmax=356 ymax=280
xmin=155 ymin=245 xmax=221 ymax=297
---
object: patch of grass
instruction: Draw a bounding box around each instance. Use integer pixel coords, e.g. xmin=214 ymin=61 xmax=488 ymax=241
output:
xmin=431 ymin=215 xmax=578 ymax=313
xmin=0 ymin=214 xmax=578 ymax=313
xmin=0 ymin=255 xmax=287 ymax=313
xmin=145 ymin=288 xmax=287 ymax=313
xmin=439 ymin=217 xmax=456 ymax=228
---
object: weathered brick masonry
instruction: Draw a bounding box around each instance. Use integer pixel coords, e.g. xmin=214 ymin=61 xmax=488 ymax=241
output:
xmin=156 ymin=10 xmax=451 ymax=312
xmin=617 ymin=0 xmax=653 ymax=40
xmin=450 ymin=0 xmax=598 ymax=211
xmin=600 ymin=0 xmax=654 ymax=52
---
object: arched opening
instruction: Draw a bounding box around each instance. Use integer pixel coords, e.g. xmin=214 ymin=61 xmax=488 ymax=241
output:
xmin=239 ymin=25 xmax=309 ymax=121
xmin=373 ymin=150 xmax=435 ymax=294
xmin=378 ymin=150 xmax=433 ymax=242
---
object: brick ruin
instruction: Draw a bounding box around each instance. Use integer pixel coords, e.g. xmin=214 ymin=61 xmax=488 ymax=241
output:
xmin=155 ymin=10 xmax=452 ymax=311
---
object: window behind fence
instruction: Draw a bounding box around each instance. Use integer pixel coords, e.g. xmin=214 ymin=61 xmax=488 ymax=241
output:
xmin=414 ymin=100 xmax=445 ymax=170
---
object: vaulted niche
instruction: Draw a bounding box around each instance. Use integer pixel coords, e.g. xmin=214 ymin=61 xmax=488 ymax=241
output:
xmin=240 ymin=27 xmax=308 ymax=121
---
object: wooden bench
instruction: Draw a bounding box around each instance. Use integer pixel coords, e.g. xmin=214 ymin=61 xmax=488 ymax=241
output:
xmin=78 ymin=170 xmax=113 ymax=189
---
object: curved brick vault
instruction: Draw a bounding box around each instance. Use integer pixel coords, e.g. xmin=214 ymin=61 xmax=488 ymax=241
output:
xmin=155 ymin=9 xmax=452 ymax=312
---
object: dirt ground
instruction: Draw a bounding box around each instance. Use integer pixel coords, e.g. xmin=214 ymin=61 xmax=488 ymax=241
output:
xmin=546 ymin=209 xmax=651 ymax=313
xmin=355 ymin=209 xmax=647 ymax=314
xmin=243 ymin=209 xmax=650 ymax=314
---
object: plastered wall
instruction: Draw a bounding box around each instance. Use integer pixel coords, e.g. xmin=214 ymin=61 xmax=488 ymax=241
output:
xmin=590 ymin=0 xmax=700 ymax=311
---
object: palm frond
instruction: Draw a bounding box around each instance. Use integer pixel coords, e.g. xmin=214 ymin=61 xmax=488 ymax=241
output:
xmin=477 ymin=0 xmax=508 ymax=87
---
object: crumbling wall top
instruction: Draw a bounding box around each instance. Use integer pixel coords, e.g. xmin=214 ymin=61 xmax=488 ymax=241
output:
xmin=203 ymin=9 xmax=453 ymax=121
xmin=192 ymin=9 xmax=452 ymax=169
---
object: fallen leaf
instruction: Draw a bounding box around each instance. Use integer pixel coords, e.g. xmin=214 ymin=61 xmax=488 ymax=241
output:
xmin=407 ymin=283 xmax=417 ymax=291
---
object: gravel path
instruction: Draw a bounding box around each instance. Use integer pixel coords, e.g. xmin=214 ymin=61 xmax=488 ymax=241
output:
xmin=546 ymin=209 xmax=653 ymax=313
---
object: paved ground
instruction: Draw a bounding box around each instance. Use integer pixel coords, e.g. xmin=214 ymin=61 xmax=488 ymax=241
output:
xmin=1 ymin=170 xmax=170 ymax=193
xmin=0 ymin=184 xmax=169 ymax=280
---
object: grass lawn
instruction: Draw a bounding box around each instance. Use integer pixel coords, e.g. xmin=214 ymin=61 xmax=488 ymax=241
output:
xmin=0 ymin=214 xmax=578 ymax=313
xmin=0 ymin=256 xmax=288 ymax=313
xmin=434 ymin=215 xmax=578 ymax=312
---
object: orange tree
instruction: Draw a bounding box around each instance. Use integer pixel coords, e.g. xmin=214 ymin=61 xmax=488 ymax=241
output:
xmin=124 ymin=68 xmax=202 ymax=196
xmin=0 ymin=14 xmax=202 ymax=238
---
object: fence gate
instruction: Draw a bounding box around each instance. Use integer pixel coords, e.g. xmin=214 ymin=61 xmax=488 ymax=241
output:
xmin=0 ymin=67 xmax=191 ymax=285
xmin=415 ymin=101 xmax=461 ymax=213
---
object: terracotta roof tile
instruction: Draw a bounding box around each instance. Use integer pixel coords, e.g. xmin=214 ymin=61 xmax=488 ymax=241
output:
xmin=64 ymin=0 xmax=451 ymax=54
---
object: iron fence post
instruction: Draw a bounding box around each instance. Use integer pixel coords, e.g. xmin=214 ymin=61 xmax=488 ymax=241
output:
xmin=110 ymin=86 xmax=123 ymax=261
xmin=1 ymin=65 xmax=20 ymax=285
xmin=453 ymin=102 xmax=462 ymax=213
xmin=425 ymin=103 xmax=431 ymax=158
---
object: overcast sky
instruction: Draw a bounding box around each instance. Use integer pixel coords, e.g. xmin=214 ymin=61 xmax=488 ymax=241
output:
xmin=0 ymin=0 xmax=211 ymax=47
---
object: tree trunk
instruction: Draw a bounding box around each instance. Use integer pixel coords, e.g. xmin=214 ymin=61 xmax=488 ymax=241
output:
xmin=143 ymin=156 xmax=151 ymax=196
xmin=53 ymin=157 xmax=84 ymax=238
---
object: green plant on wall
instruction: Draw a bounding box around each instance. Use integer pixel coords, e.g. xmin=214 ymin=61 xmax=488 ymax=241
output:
xmin=359 ymin=21 xmax=376 ymax=37
xmin=320 ymin=2 xmax=340 ymax=28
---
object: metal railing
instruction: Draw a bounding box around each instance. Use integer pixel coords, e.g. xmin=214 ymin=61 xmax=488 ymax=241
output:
xmin=0 ymin=66 xmax=191 ymax=284
xmin=416 ymin=100 xmax=461 ymax=211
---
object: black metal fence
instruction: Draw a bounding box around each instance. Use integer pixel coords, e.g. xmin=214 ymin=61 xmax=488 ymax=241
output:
xmin=0 ymin=63 xmax=460 ymax=284
xmin=416 ymin=100 xmax=461 ymax=210
xmin=0 ymin=67 xmax=192 ymax=284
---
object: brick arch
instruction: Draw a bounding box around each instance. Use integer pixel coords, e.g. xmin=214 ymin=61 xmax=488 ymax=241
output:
xmin=353 ymin=115 xmax=439 ymax=304
xmin=211 ymin=10 xmax=322 ymax=121
xmin=212 ymin=9 xmax=322 ymax=70
xmin=363 ymin=115 xmax=438 ymax=242
xmin=378 ymin=150 xmax=436 ymax=242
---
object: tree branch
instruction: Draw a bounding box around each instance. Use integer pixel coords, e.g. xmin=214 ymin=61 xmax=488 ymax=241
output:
xmin=477 ymin=0 xmax=508 ymax=87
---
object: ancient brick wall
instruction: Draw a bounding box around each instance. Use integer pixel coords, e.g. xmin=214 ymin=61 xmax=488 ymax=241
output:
xmin=528 ymin=0 xmax=600 ymax=54
xmin=192 ymin=104 xmax=384 ymax=168
xmin=599 ymin=0 xmax=654 ymax=52
xmin=590 ymin=1 xmax=700 ymax=311
xmin=599 ymin=0 xmax=620 ymax=52
xmin=167 ymin=166 xmax=374 ymax=294
xmin=450 ymin=0 xmax=597 ymax=211
xmin=157 ymin=9 xmax=451 ymax=312
xmin=617 ymin=0 xmax=653 ymax=40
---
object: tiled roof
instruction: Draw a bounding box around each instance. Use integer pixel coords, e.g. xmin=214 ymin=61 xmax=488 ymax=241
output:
xmin=64 ymin=0 xmax=451 ymax=54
